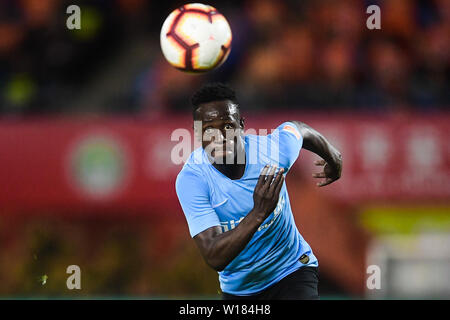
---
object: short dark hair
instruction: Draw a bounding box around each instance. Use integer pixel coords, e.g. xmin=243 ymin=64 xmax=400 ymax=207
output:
xmin=191 ymin=82 xmax=238 ymax=117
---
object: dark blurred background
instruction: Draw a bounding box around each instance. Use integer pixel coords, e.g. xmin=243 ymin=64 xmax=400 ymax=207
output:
xmin=0 ymin=0 xmax=449 ymax=299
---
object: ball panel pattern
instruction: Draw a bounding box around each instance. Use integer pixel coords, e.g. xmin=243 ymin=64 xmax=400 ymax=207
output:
xmin=161 ymin=3 xmax=232 ymax=72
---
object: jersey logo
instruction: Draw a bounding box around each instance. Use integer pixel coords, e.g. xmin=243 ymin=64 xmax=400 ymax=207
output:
xmin=283 ymin=124 xmax=301 ymax=140
xmin=219 ymin=195 xmax=285 ymax=233
xmin=212 ymin=198 xmax=228 ymax=208
xmin=299 ymin=254 xmax=310 ymax=264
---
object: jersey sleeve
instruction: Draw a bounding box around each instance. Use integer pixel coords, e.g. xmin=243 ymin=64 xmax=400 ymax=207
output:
xmin=268 ymin=122 xmax=303 ymax=171
xmin=175 ymin=169 xmax=221 ymax=238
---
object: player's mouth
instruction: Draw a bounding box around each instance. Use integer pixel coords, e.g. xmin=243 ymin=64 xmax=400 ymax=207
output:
xmin=212 ymin=149 xmax=233 ymax=157
xmin=210 ymin=143 xmax=235 ymax=158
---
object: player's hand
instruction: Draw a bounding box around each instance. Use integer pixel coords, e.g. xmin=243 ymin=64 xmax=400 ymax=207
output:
xmin=252 ymin=165 xmax=284 ymax=220
xmin=312 ymin=156 xmax=342 ymax=187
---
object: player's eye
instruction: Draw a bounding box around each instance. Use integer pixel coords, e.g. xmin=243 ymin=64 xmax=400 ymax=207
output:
xmin=224 ymin=124 xmax=234 ymax=130
xmin=204 ymin=127 xmax=214 ymax=134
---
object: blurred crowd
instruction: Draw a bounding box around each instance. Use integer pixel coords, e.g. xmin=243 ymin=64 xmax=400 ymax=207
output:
xmin=0 ymin=0 xmax=448 ymax=116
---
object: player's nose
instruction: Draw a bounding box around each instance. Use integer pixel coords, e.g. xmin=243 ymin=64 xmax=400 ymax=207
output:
xmin=214 ymin=131 xmax=226 ymax=143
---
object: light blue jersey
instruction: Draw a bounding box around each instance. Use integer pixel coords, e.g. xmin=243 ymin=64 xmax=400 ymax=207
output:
xmin=175 ymin=122 xmax=318 ymax=295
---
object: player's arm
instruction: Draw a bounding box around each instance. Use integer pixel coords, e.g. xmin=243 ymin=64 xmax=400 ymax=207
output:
xmin=194 ymin=165 xmax=284 ymax=272
xmin=290 ymin=121 xmax=342 ymax=187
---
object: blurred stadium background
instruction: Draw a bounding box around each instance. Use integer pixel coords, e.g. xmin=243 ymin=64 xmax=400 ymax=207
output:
xmin=0 ymin=0 xmax=449 ymax=299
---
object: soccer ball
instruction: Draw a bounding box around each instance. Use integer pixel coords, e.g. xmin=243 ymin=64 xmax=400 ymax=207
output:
xmin=160 ymin=3 xmax=232 ymax=73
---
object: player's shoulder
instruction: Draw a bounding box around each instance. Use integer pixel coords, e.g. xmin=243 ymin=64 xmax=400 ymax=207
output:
xmin=244 ymin=131 xmax=260 ymax=143
xmin=246 ymin=122 xmax=301 ymax=140
xmin=274 ymin=121 xmax=300 ymax=132
xmin=176 ymin=148 xmax=206 ymax=184
xmin=275 ymin=121 xmax=302 ymax=141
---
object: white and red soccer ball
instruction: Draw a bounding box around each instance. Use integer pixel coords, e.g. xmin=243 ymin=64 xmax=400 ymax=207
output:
xmin=160 ymin=3 xmax=232 ymax=73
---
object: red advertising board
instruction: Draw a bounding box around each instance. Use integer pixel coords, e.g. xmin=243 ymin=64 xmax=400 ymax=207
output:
xmin=0 ymin=113 xmax=448 ymax=214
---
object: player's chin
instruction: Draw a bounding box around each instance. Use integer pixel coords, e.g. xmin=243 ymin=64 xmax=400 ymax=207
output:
xmin=212 ymin=150 xmax=235 ymax=164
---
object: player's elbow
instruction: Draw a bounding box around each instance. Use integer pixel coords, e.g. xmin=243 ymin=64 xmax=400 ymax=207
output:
xmin=207 ymin=260 xmax=226 ymax=272
xmin=204 ymin=254 xmax=227 ymax=272
xmin=194 ymin=227 xmax=228 ymax=271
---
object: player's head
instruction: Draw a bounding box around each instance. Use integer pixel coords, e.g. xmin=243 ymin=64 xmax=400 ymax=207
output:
xmin=191 ymin=83 xmax=240 ymax=118
xmin=191 ymin=83 xmax=245 ymax=164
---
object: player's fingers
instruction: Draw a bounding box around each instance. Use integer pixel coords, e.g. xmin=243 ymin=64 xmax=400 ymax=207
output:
xmin=314 ymin=159 xmax=326 ymax=166
xmin=269 ymin=168 xmax=284 ymax=191
xmin=257 ymin=165 xmax=270 ymax=186
xmin=317 ymin=178 xmax=333 ymax=187
xmin=274 ymin=174 xmax=285 ymax=196
xmin=312 ymin=172 xmax=326 ymax=178
xmin=263 ymin=165 xmax=277 ymax=188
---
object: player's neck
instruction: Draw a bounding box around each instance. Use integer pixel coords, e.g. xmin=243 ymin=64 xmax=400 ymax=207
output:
xmin=208 ymin=137 xmax=246 ymax=180
xmin=213 ymin=162 xmax=246 ymax=180
xmin=212 ymin=153 xmax=246 ymax=180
